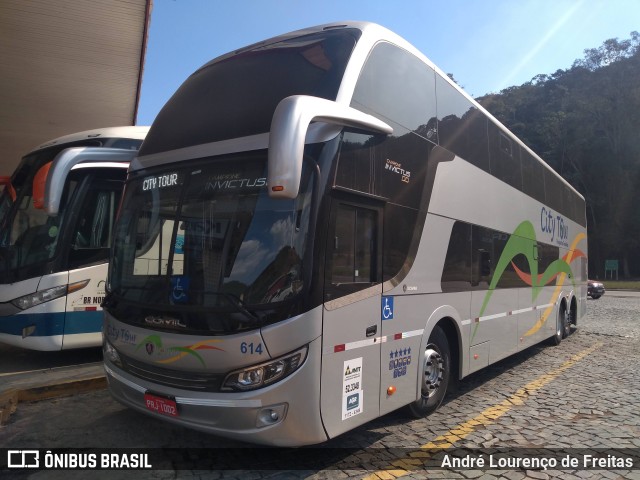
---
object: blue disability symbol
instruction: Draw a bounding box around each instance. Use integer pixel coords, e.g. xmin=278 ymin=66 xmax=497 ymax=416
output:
xmin=382 ymin=297 xmax=394 ymax=320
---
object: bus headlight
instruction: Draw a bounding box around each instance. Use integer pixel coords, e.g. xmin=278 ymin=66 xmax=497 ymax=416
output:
xmin=11 ymin=280 xmax=89 ymax=310
xmin=12 ymin=285 xmax=68 ymax=310
xmin=221 ymin=346 xmax=308 ymax=391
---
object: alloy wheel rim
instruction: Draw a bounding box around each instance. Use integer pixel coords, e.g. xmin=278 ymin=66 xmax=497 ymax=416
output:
xmin=422 ymin=347 xmax=444 ymax=398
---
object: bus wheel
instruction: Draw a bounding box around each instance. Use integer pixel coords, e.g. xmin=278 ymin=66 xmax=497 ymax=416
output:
xmin=407 ymin=325 xmax=450 ymax=418
xmin=563 ymin=304 xmax=573 ymax=338
xmin=549 ymin=305 xmax=565 ymax=346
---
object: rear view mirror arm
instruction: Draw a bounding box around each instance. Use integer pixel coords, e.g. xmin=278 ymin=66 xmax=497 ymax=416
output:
xmin=268 ymin=95 xmax=392 ymax=199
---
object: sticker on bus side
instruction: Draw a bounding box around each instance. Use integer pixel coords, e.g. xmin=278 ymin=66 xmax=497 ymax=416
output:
xmin=342 ymin=357 xmax=363 ymax=420
xmin=382 ymin=296 xmax=394 ymax=320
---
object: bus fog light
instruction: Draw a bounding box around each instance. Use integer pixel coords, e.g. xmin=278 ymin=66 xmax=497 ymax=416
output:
xmin=256 ymin=404 xmax=287 ymax=428
xmin=22 ymin=324 xmax=37 ymax=338
xmin=222 ymin=346 xmax=308 ymax=391
xmin=103 ymin=339 xmax=122 ymax=367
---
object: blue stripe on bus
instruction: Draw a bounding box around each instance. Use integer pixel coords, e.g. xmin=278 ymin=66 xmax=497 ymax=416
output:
xmin=0 ymin=311 xmax=102 ymax=337
xmin=64 ymin=310 xmax=103 ymax=335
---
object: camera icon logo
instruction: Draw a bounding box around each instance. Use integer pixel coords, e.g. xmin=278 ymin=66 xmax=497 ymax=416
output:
xmin=8 ymin=450 xmax=40 ymax=468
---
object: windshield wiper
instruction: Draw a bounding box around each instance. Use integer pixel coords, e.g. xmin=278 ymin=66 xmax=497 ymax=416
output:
xmin=102 ymin=288 xmax=122 ymax=309
xmin=219 ymin=293 xmax=260 ymax=324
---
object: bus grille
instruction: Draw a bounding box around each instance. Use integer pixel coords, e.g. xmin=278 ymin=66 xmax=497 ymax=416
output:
xmin=120 ymin=354 xmax=225 ymax=392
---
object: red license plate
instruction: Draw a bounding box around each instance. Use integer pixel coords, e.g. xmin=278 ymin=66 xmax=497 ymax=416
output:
xmin=144 ymin=392 xmax=179 ymax=417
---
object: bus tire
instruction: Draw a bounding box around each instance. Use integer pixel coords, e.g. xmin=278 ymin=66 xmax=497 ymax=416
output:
xmin=407 ymin=325 xmax=450 ymax=418
xmin=549 ymin=305 xmax=565 ymax=346
xmin=563 ymin=303 xmax=573 ymax=338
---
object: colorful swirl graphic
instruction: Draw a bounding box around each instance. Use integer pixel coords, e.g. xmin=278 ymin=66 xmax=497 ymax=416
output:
xmin=473 ymin=220 xmax=586 ymax=341
xmin=136 ymin=334 xmax=225 ymax=367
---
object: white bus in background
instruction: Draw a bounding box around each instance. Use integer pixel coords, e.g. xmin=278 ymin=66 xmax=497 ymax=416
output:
xmin=0 ymin=126 xmax=148 ymax=350
xmin=103 ymin=23 xmax=587 ymax=446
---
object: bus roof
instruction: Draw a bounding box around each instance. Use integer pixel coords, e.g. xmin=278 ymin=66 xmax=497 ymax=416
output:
xmin=163 ymin=21 xmax=583 ymax=202
xmin=32 ymin=126 xmax=150 ymax=153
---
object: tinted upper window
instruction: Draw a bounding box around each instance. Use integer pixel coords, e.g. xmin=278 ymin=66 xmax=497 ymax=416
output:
xmin=351 ymin=42 xmax=437 ymax=137
xmin=544 ymin=168 xmax=564 ymax=217
xmin=141 ymin=29 xmax=360 ymax=156
xmin=521 ymin=149 xmax=545 ymax=203
xmin=335 ymin=131 xmax=432 ymax=209
xmin=435 ymin=75 xmax=489 ymax=172
xmin=488 ymin=122 xmax=522 ymax=190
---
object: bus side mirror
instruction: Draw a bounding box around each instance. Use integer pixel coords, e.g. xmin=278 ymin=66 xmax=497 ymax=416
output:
xmin=44 ymin=147 xmax=137 ymax=216
xmin=267 ymin=95 xmax=393 ymax=199
xmin=32 ymin=162 xmax=53 ymax=209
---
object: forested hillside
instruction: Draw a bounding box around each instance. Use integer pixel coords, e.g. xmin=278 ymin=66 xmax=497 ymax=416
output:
xmin=477 ymin=33 xmax=640 ymax=278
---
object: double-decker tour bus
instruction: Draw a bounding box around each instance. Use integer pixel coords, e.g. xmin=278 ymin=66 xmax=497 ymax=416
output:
xmin=103 ymin=23 xmax=587 ymax=446
xmin=0 ymin=126 xmax=148 ymax=350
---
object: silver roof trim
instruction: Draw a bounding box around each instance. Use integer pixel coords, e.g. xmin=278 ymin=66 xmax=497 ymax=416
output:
xmin=34 ymin=126 xmax=150 ymax=152
xmin=45 ymin=147 xmax=137 ymax=215
xmin=71 ymin=162 xmax=130 ymax=170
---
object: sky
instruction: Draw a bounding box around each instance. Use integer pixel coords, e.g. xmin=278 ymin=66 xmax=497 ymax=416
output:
xmin=136 ymin=0 xmax=640 ymax=126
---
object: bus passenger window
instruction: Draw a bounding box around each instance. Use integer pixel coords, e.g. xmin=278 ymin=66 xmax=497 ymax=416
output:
xmin=488 ymin=123 xmax=522 ymax=191
xmin=441 ymin=221 xmax=472 ymax=292
xmin=335 ymin=132 xmax=377 ymax=195
xmin=326 ymin=203 xmax=380 ymax=299
xmin=332 ymin=205 xmax=376 ymax=283
xmin=480 ymin=250 xmax=491 ymax=277
xmin=68 ymin=181 xmax=121 ymax=269
xmin=472 ymin=225 xmax=493 ymax=288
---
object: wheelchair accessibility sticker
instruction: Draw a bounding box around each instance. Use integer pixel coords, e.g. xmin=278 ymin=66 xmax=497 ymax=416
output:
xmin=171 ymin=276 xmax=190 ymax=304
xmin=382 ymin=296 xmax=394 ymax=320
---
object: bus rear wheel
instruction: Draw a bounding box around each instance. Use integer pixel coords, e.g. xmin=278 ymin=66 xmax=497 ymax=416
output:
xmin=407 ymin=325 xmax=450 ymax=418
xmin=563 ymin=303 xmax=574 ymax=338
xmin=549 ymin=304 xmax=567 ymax=345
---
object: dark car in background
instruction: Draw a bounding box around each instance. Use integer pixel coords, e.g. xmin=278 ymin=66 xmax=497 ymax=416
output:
xmin=588 ymin=280 xmax=605 ymax=299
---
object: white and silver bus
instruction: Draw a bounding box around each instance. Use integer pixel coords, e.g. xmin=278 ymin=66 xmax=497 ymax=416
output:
xmin=0 ymin=126 xmax=148 ymax=350
xmin=103 ymin=23 xmax=587 ymax=446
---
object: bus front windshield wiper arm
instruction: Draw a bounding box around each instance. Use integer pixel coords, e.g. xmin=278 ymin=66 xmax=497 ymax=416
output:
xmin=220 ymin=293 xmax=260 ymax=324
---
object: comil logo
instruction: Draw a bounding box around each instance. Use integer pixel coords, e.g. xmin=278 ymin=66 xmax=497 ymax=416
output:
xmin=8 ymin=450 xmax=40 ymax=468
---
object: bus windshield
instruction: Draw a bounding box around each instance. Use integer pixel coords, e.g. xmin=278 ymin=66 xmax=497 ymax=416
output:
xmin=0 ymin=136 xmax=145 ymax=283
xmin=0 ymin=188 xmax=73 ymax=279
xmin=0 ymin=187 xmax=12 ymax=225
xmin=108 ymin=153 xmax=314 ymax=333
xmin=0 ymin=158 xmax=81 ymax=282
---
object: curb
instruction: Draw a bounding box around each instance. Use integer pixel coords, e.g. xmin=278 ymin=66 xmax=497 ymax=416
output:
xmin=0 ymin=373 xmax=106 ymax=425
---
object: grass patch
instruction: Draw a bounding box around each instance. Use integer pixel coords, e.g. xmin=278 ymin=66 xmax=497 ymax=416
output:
xmin=598 ymin=280 xmax=640 ymax=290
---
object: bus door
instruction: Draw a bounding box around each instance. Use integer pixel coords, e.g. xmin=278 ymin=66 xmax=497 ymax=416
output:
xmin=320 ymin=196 xmax=383 ymax=438
xmin=63 ymin=173 xmax=125 ymax=349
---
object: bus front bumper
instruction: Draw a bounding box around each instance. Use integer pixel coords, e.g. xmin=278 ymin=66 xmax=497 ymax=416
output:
xmin=103 ymin=338 xmax=327 ymax=446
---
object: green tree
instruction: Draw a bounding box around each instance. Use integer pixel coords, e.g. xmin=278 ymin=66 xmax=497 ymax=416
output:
xmin=477 ymin=32 xmax=640 ymax=278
